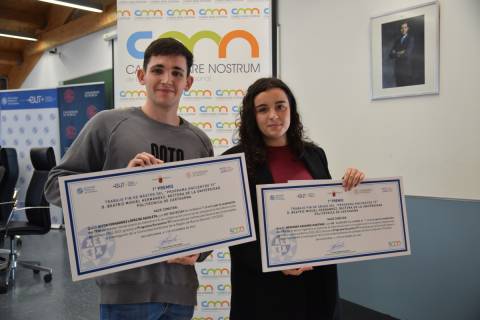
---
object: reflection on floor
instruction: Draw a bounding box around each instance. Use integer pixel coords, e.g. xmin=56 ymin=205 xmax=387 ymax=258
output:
xmin=0 ymin=230 xmax=398 ymax=320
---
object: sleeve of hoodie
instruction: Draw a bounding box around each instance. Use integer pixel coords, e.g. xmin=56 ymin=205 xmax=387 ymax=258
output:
xmin=44 ymin=111 xmax=113 ymax=207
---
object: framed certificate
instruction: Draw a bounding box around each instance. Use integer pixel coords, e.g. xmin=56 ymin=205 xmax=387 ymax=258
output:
xmin=257 ymin=178 xmax=410 ymax=272
xmin=60 ymin=154 xmax=255 ymax=281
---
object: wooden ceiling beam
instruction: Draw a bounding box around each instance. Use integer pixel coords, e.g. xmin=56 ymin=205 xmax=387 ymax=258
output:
xmin=24 ymin=4 xmax=116 ymax=57
xmin=45 ymin=6 xmax=74 ymax=31
xmin=0 ymin=51 xmax=22 ymax=66
xmin=6 ymin=53 xmax=42 ymax=89
xmin=0 ymin=9 xmax=46 ymax=33
xmin=7 ymin=4 xmax=116 ymax=89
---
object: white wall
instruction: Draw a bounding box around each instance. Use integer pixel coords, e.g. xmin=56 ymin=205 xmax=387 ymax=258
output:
xmin=21 ymin=26 xmax=116 ymax=89
xmin=278 ymin=0 xmax=480 ymax=200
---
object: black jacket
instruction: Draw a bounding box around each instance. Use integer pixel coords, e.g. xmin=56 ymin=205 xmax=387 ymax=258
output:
xmin=223 ymin=143 xmax=341 ymax=320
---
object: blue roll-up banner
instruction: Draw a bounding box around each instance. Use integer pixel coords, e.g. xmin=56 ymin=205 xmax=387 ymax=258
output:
xmin=58 ymin=83 xmax=106 ymax=156
xmin=0 ymin=88 xmax=60 ymax=223
xmin=0 ymin=83 xmax=105 ymax=225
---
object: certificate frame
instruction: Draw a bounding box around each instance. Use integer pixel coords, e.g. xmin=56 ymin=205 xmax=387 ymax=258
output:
xmin=370 ymin=1 xmax=439 ymax=100
xmin=257 ymin=178 xmax=411 ymax=272
xmin=60 ymin=154 xmax=255 ymax=281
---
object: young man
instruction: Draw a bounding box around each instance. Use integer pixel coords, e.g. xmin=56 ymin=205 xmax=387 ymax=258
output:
xmin=45 ymin=38 xmax=213 ymax=320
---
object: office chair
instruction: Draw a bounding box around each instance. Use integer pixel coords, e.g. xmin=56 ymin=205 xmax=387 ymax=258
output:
xmin=0 ymin=147 xmax=56 ymax=293
xmin=0 ymin=148 xmax=20 ymax=261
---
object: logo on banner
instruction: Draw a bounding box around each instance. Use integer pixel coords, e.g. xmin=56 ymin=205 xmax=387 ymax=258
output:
xmin=216 ymin=250 xmax=230 ymax=260
xmin=215 ymin=89 xmax=245 ymax=97
xmin=64 ymin=89 xmax=75 ymax=103
xmin=197 ymin=284 xmax=214 ymax=294
xmin=166 ymin=8 xmax=195 ymax=17
xmin=135 ymin=9 xmax=163 ymax=17
xmin=231 ymin=7 xmax=260 ymax=16
xmin=66 ymin=126 xmax=77 ymax=140
xmin=120 ymin=90 xmax=147 ymax=98
xmin=199 ymin=8 xmax=228 ymax=17
xmin=200 ymin=300 xmax=230 ymax=309
xmin=183 ymin=89 xmax=212 ymax=97
xmin=127 ymin=30 xmax=259 ymax=59
xmin=178 ymin=105 xmax=196 ymax=113
xmin=200 ymin=267 xmax=230 ymax=276
xmin=192 ymin=122 xmax=213 ymax=129
xmin=117 ymin=9 xmax=131 ymax=17
xmin=86 ymin=105 xmax=98 ymax=119
xmin=216 ymin=121 xmax=239 ymax=130
xmin=199 ymin=105 xmax=228 ymax=113
xmin=210 ymin=138 xmax=229 ymax=146
xmin=217 ymin=284 xmax=231 ymax=293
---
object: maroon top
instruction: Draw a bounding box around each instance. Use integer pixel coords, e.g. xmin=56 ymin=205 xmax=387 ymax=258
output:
xmin=266 ymin=146 xmax=312 ymax=183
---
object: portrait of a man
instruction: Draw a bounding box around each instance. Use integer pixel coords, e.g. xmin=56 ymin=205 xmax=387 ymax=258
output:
xmin=381 ymin=15 xmax=425 ymax=88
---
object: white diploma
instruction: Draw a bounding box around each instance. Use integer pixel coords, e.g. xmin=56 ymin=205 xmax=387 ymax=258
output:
xmin=257 ymin=177 xmax=410 ymax=272
xmin=59 ymin=154 xmax=255 ymax=281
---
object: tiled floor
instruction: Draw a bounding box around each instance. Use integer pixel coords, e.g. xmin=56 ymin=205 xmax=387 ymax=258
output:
xmin=0 ymin=230 xmax=398 ymax=320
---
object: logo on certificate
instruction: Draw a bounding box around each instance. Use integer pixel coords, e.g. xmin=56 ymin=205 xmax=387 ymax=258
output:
xmin=78 ymin=228 xmax=116 ymax=270
xmin=268 ymin=229 xmax=297 ymax=263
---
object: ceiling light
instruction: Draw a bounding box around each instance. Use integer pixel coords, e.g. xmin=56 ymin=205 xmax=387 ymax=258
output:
xmin=0 ymin=30 xmax=38 ymax=42
xmin=39 ymin=0 xmax=103 ymax=13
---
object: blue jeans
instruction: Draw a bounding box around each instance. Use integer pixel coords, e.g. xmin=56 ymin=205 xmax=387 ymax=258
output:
xmin=100 ymin=303 xmax=194 ymax=320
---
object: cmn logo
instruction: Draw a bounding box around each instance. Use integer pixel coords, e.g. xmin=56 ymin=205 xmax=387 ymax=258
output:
xmin=216 ymin=251 xmax=230 ymax=259
xmin=199 ymin=105 xmax=228 ymax=113
xmin=166 ymin=8 xmax=195 ymax=16
xmin=178 ymin=105 xmax=196 ymax=113
xmin=229 ymin=226 xmax=245 ymax=234
xmin=200 ymin=267 xmax=230 ymax=276
xmin=120 ymin=90 xmax=146 ymax=97
xmin=216 ymin=121 xmax=239 ymax=129
xmin=199 ymin=8 xmax=228 ymax=16
xmin=217 ymin=284 xmax=231 ymax=292
xmin=200 ymin=300 xmax=230 ymax=308
xmin=198 ymin=284 xmax=214 ymax=293
xmin=231 ymin=7 xmax=261 ymax=15
xmin=184 ymin=89 xmax=213 ymax=97
xmin=118 ymin=9 xmax=163 ymax=17
xmin=127 ymin=30 xmax=259 ymax=59
xmin=215 ymin=89 xmax=245 ymax=97
xmin=192 ymin=122 xmax=213 ymax=129
xmin=210 ymin=138 xmax=229 ymax=146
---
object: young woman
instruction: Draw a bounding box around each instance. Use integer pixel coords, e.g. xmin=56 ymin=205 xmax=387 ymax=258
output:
xmin=223 ymin=77 xmax=365 ymax=320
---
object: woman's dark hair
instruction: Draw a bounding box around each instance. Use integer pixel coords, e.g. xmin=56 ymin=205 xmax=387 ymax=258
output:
xmin=238 ymin=77 xmax=306 ymax=174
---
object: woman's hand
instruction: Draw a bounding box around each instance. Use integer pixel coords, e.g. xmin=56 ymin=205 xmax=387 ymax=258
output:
xmin=167 ymin=254 xmax=200 ymax=266
xmin=281 ymin=266 xmax=313 ymax=276
xmin=342 ymin=168 xmax=365 ymax=191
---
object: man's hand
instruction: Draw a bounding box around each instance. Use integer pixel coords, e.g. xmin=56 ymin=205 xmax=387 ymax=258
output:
xmin=167 ymin=254 xmax=200 ymax=266
xmin=127 ymin=152 xmax=163 ymax=168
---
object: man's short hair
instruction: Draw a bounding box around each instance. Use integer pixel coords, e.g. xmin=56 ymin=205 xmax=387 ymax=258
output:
xmin=143 ymin=38 xmax=194 ymax=76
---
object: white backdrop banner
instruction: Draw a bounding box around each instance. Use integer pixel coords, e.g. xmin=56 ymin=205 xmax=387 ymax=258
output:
xmin=116 ymin=0 xmax=274 ymax=318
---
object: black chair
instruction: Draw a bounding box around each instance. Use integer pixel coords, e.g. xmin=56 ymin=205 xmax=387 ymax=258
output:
xmin=0 ymin=147 xmax=56 ymax=293
xmin=0 ymin=148 xmax=19 ymax=261
xmin=0 ymin=148 xmax=19 ymax=225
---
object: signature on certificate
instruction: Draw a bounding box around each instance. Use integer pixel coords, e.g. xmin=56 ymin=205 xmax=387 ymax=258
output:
xmin=159 ymin=234 xmax=178 ymax=247
xmin=328 ymin=240 xmax=345 ymax=253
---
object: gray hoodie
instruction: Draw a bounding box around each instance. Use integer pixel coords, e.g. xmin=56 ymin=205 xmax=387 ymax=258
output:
xmin=45 ymin=107 xmax=213 ymax=305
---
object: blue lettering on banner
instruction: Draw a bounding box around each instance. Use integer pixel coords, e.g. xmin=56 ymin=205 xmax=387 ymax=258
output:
xmin=0 ymin=89 xmax=57 ymax=110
